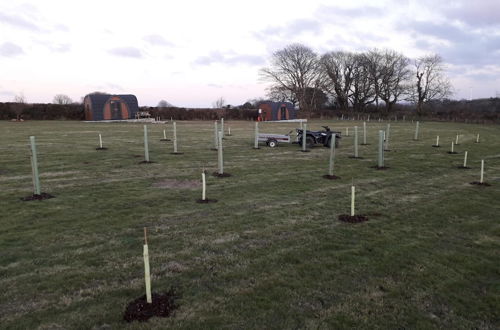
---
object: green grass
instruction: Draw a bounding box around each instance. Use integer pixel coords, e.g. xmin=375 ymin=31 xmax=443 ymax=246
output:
xmin=0 ymin=119 xmax=499 ymax=329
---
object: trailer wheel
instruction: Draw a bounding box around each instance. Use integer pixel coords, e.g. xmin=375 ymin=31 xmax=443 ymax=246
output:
xmin=267 ymin=139 xmax=278 ymax=148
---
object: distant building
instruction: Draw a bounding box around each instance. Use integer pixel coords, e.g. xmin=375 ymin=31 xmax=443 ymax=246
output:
xmin=257 ymin=101 xmax=297 ymax=121
xmin=83 ymin=94 xmax=139 ymax=121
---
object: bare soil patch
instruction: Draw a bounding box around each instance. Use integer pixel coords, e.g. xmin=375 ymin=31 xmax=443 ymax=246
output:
xmin=470 ymin=181 xmax=491 ymax=186
xmin=123 ymin=288 xmax=180 ymax=323
xmin=153 ymin=179 xmax=200 ymax=189
xmin=213 ymin=172 xmax=231 ymax=178
xmin=21 ymin=193 xmax=55 ymax=201
xmin=196 ymin=199 xmax=218 ymax=203
xmin=323 ymin=174 xmax=341 ymax=180
xmin=338 ymin=214 xmax=369 ymax=223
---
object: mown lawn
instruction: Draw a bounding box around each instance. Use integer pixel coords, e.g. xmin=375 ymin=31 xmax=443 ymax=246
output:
xmin=0 ymin=119 xmax=499 ymax=329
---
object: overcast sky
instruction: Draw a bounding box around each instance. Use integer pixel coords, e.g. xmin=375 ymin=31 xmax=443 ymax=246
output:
xmin=1 ymin=0 xmax=499 ymax=107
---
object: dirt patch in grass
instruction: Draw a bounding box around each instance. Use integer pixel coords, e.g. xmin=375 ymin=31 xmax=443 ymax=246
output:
xmin=20 ymin=192 xmax=55 ymax=201
xmin=470 ymin=181 xmax=491 ymax=186
xmin=96 ymin=147 xmax=108 ymax=150
xmin=139 ymin=161 xmax=155 ymax=164
xmin=196 ymin=199 xmax=218 ymax=203
xmin=338 ymin=214 xmax=369 ymax=223
xmin=371 ymin=166 xmax=390 ymax=170
xmin=457 ymin=166 xmax=471 ymax=169
xmin=123 ymin=288 xmax=180 ymax=323
xmin=153 ymin=179 xmax=200 ymax=189
xmin=213 ymin=172 xmax=231 ymax=178
xmin=323 ymin=174 xmax=341 ymax=180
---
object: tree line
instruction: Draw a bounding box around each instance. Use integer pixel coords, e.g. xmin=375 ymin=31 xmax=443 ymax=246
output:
xmin=260 ymin=44 xmax=452 ymax=115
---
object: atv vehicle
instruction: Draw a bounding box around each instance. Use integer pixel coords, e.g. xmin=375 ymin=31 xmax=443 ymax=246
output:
xmin=296 ymin=126 xmax=341 ymax=148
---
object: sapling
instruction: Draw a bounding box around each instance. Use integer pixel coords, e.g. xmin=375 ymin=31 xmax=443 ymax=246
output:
xmin=143 ymin=125 xmax=150 ymax=162
xmin=302 ymin=123 xmax=308 ymax=152
xmin=328 ymin=135 xmax=336 ymax=176
xmin=450 ymin=141 xmax=455 ymax=153
xmin=345 ymin=127 xmax=349 ymax=137
xmin=354 ymin=126 xmax=359 ymax=157
xmin=362 ymin=121 xmax=367 ymax=145
xmin=202 ymin=170 xmax=206 ymax=201
xmin=218 ymin=131 xmax=224 ymax=174
xmin=143 ymin=228 xmax=152 ymax=304
xmin=254 ymin=122 xmax=259 ymax=149
xmin=29 ymin=136 xmax=41 ymax=195
xmin=480 ymin=160 xmax=484 ymax=183
xmin=463 ymin=151 xmax=468 ymax=168
xmin=476 ymin=134 xmax=480 ymax=143
xmin=213 ymin=121 xmax=218 ymax=150
xmin=433 ymin=135 xmax=440 ymax=147
xmin=351 ymin=184 xmax=355 ymax=216
xmin=173 ymin=122 xmax=178 ymax=153
xmin=227 ymin=127 xmax=231 ymax=136
xmin=414 ymin=121 xmax=420 ymax=140
xmin=99 ymin=134 xmax=103 ymax=149
xmin=455 ymin=134 xmax=460 ymax=145
xmin=378 ymin=130 xmax=384 ymax=168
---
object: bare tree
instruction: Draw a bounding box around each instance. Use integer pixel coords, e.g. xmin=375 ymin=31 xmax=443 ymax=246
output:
xmin=377 ymin=50 xmax=411 ymax=112
xmin=212 ymin=96 xmax=226 ymax=109
xmin=265 ymin=85 xmax=298 ymax=106
xmin=319 ymin=51 xmax=356 ymax=110
xmin=411 ymin=54 xmax=453 ymax=115
xmin=260 ymin=43 xmax=321 ymax=115
xmin=350 ymin=54 xmax=376 ymax=111
xmin=53 ymin=94 xmax=73 ymax=105
xmin=157 ymin=100 xmax=173 ymax=108
xmin=12 ymin=93 xmax=27 ymax=120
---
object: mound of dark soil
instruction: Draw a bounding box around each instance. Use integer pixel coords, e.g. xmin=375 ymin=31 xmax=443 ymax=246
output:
xmin=348 ymin=156 xmax=364 ymax=159
xmin=470 ymin=181 xmax=491 ymax=186
xmin=196 ymin=199 xmax=218 ymax=203
xmin=371 ymin=166 xmax=389 ymax=170
xmin=160 ymin=139 xmax=171 ymax=141
xmin=21 ymin=193 xmax=55 ymax=201
xmin=139 ymin=161 xmax=155 ymax=164
xmin=338 ymin=214 xmax=369 ymax=223
xmin=95 ymin=147 xmax=108 ymax=150
xmin=123 ymin=289 xmax=180 ymax=323
xmin=447 ymin=151 xmax=458 ymax=154
xmin=323 ymin=174 xmax=340 ymax=180
xmin=432 ymin=145 xmax=440 ymax=148
xmin=170 ymin=152 xmax=184 ymax=155
xmin=213 ymin=172 xmax=231 ymax=178
xmin=457 ymin=166 xmax=471 ymax=169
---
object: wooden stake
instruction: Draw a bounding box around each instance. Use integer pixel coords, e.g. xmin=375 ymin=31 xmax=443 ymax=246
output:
xmin=480 ymin=160 xmax=484 ymax=183
xmin=354 ymin=126 xmax=359 ymax=157
xmin=99 ymin=134 xmax=103 ymax=149
xmin=351 ymin=185 xmax=355 ymax=216
xmin=254 ymin=122 xmax=259 ymax=149
xmin=218 ymin=131 xmax=224 ymax=174
xmin=463 ymin=151 xmax=468 ymax=168
xmin=173 ymin=122 xmax=178 ymax=153
xmin=202 ymin=171 xmax=206 ymax=200
xmin=143 ymin=125 xmax=150 ymax=162
xmin=378 ymin=130 xmax=384 ymax=168
xmin=143 ymin=241 xmax=152 ymax=303
xmin=29 ymin=136 xmax=41 ymax=195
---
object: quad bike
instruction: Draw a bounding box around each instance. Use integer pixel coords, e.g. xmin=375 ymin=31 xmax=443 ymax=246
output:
xmin=296 ymin=126 xmax=341 ymax=148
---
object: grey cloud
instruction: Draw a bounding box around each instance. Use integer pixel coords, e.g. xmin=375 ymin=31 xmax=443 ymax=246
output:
xmin=54 ymin=24 xmax=70 ymax=32
xmin=0 ymin=89 xmax=15 ymax=97
xmin=426 ymin=0 xmax=500 ymax=27
xmin=108 ymin=47 xmax=143 ymax=58
xmin=401 ymin=21 xmax=500 ymax=66
xmin=143 ymin=34 xmax=174 ymax=46
xmin=257 ymin=18 xmax=322 ymax=39
xmin=0 ymin=42 xmax=24 ymax=57
xmin=315 ymin=4 xmax=385 ymax=19
xmin=194 ymin=51 xmax=265 ymax=66
xmin=0 ymin=12 xmax=41 ymax=31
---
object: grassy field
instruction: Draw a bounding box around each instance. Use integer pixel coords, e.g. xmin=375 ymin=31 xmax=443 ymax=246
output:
xmin=0 ymin=119 xmax=499 ymax=329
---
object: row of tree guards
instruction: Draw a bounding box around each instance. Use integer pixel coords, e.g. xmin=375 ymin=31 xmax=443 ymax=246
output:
xmin=25 ymin=120 xmax=489 ymax=202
